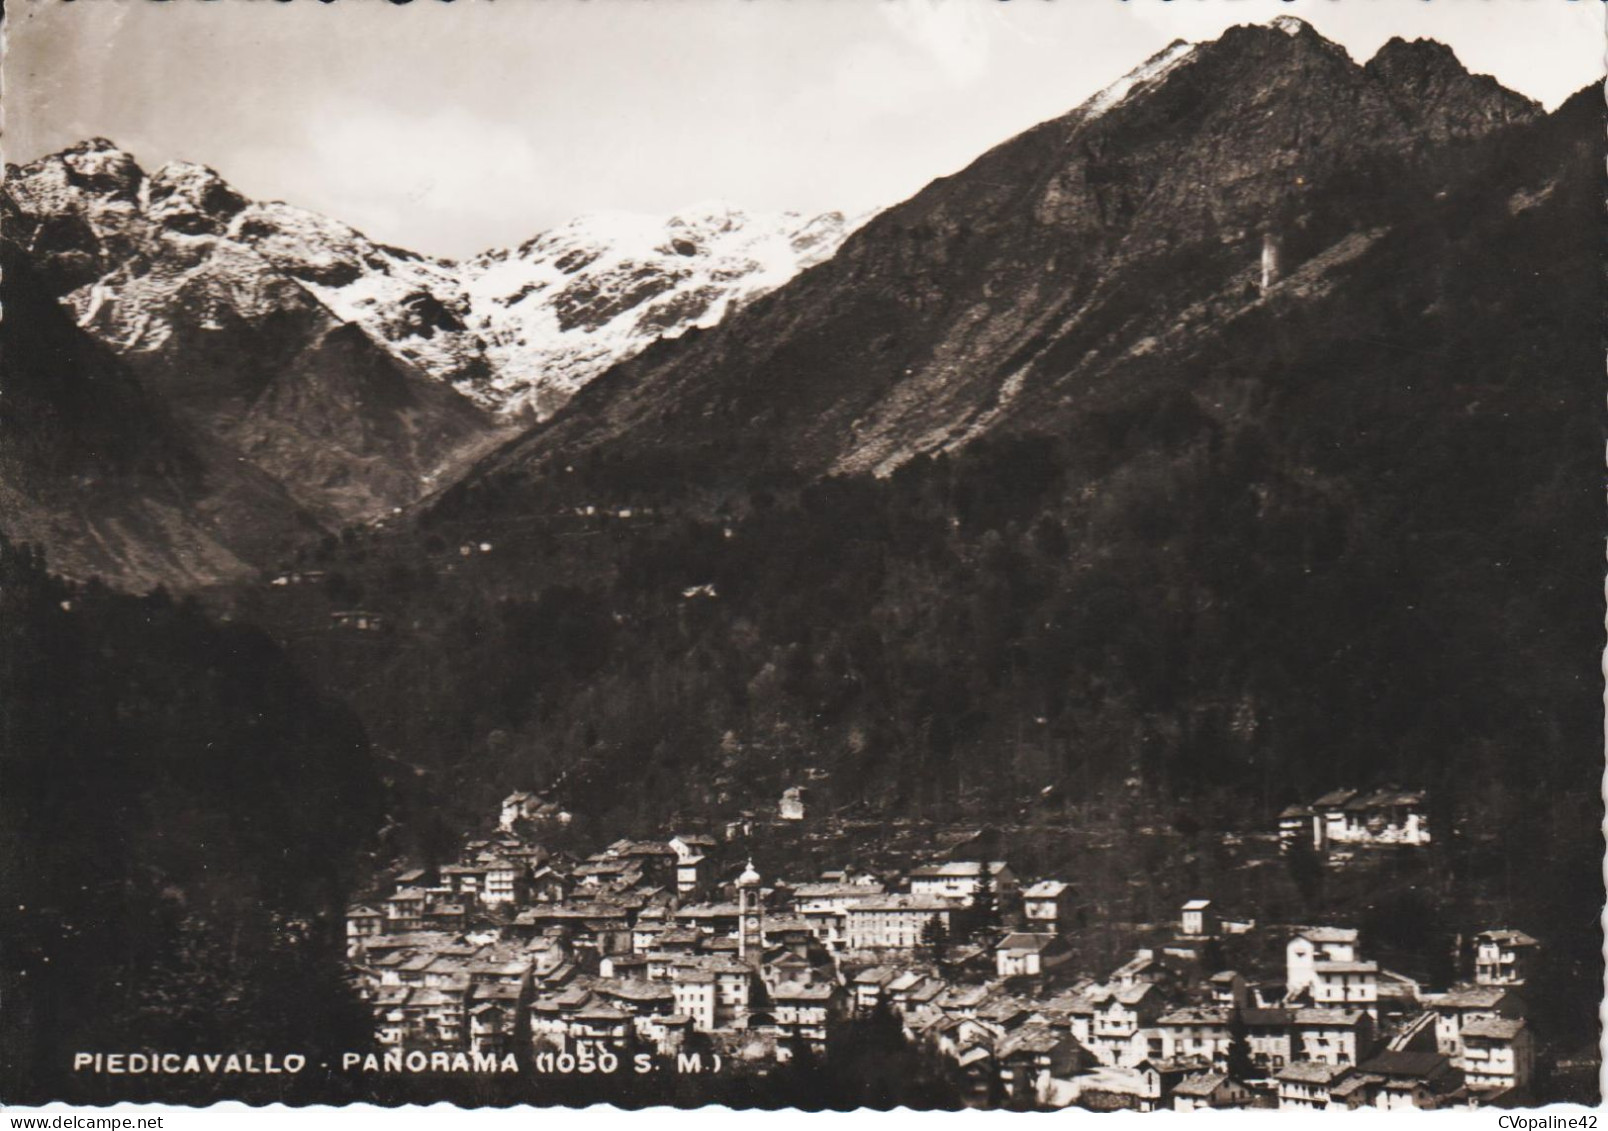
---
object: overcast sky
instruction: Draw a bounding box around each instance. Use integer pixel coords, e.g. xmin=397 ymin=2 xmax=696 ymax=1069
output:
xmin=7 ymin=0 xmax=1601 ymax=259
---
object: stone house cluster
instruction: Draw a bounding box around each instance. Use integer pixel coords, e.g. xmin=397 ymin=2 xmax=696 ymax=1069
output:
xmin=870 ymin=906 xmax=1540 ymax=1112
xmin=347 ymin=803 xmax=1068 ymax=1067
xmin=350 ymin=845 xmax=848 ymax=1063
xmin=344 ymin=798 xmax=1542 ymax=1112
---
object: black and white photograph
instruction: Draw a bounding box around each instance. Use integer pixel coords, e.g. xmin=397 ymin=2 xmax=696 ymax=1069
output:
xmin=0 ymin=0 xmax=1602 ymax=1116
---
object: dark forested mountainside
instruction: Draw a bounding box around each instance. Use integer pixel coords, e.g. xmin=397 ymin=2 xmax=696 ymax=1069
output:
xmin=244 ymin=83 xmax=1600 ymax=993
xmin=0 ymin=540 xmax=383 ymax=1103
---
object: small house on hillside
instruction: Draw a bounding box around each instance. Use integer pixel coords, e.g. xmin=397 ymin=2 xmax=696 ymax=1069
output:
xmin=1283 ymin=787 xmax=1431 ymax=852
xmin=1473 ymin=929 xmax=1539 ymax=986
xmin=996 ymin=932 xmax=1073 ymax=978
xmin=1179 ymin=899 xmax=1217 ymax=938
xmin=779 ymin=786 xmax=807 ymax=821
xmin=1022 ymin=880 xmax=1076 ymax=928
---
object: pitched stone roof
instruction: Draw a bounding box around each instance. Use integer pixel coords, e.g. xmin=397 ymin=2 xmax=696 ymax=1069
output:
xmin=1293 ymin=1008 xmax=1367 ymax=1026
xmin=1329 ymin=1073 xmax=1385 ymax=1099
xmin=939 ymin=985 xmax=989 ymax=1009
xmin=1159 ymin=1007 xmax=1231 ymax=1026
xmin=1295 ymin=926 xmax=1359 ymax=944
xmin=1022 ymin=880 xmax=1071 ymax=898
xmin=850 ymin=894 xmax=958 ymax=912
xmin=595 ymin=979 xmax=675 ymax=1003
xmin=1277 ymin=1061 xmax=1352 ymax=1085
xmin=998 ymin=931 xmax=1062 ymax=953
xmin=1089 ymin=982 xmax=1158 ymax=1007
xmin=1477 ymin=928 xmax=1539 ymax=947
xmin=996 ymin=1024 xmax=1065 ymax=1058
xmin=1172 ymin=1072 xmax=1230 ymax=1097
xmin=793 ymin=882 xmax=888 ymax=899
xmin=1341 ymin=787 xmax=1426 ymax=811
xmin=471 ymin=983 xmax=524 ymax=1003
xmin=1314 ymin=960 xmax=1378 ymax=974
xmin=1358 ymin=1050 xmax=1453 ymax=1080
xmin=1438 ymin=984 xmax=1514 ymax=1009
xmin=1462 ymin=1017 xmax=1527 ymax=1041
xmin=909 ymin=861 xmax=1009 ymax=878
xmin=1311 ymin=789 xmax=1358 ymax=809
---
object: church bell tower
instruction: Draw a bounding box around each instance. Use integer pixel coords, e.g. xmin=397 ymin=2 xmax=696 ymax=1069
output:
xmin=737 ymin=859 xmax=763 ymax=963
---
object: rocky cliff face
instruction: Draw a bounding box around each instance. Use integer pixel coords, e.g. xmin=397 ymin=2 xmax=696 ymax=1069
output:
xmin=0 ymin=17 xmax=1556 ymax=590
xmin=5 ymin=144 xmax=863 ymax=423
xmin=1363 ymin=35 xmax=1539 ymax=144
xmin=0 ymin=246 xmax=323 ymax=590
xmin=302 ymin=67 xmax=1595 ymax=936
xmin=366 ymin=38 xmax=1593 ymax=894
xmin=438 ymin=17 xmax=1541 ymax=503
xmin=2 ymin=139 xmax=862 ymax=586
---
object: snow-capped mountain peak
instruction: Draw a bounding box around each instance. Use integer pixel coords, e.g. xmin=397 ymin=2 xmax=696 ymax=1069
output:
xmin=461 ymin=204 xmax=870 ymax=419
xmin=145 ymin=161 xmax=249 ymax=235
xmin=7 ymin=139 xmax=869 ymax=425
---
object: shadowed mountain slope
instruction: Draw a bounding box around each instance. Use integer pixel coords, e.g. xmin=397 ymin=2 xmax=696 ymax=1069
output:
xmin=437 ymin=19 xmax=1542 ymax=507
xmin=0 ymin=246 xmax=325 ymax=590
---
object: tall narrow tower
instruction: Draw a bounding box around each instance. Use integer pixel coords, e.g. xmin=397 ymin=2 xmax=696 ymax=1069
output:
xmin=737 ymin=859 xmax=763 ymax=963
xmin=1260 ymin=230 xmax=1282 ymax=292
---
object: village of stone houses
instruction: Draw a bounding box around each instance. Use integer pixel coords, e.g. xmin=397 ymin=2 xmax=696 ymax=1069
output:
xmin=339 ymin=780 xmax=1583 ymax=1112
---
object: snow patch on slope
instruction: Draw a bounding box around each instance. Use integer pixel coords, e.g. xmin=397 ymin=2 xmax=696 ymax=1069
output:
xmin=231 ymin=200 xmax=492 ymax=392
xmin=461 ymin=204 xmax=871 ymax=419
xmin=1084 ymin=40 xmax=1199 ymax=121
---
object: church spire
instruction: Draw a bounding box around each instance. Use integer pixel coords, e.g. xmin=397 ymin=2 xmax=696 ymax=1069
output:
xmin=737 ymin=859 xmax=763 ymax=963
